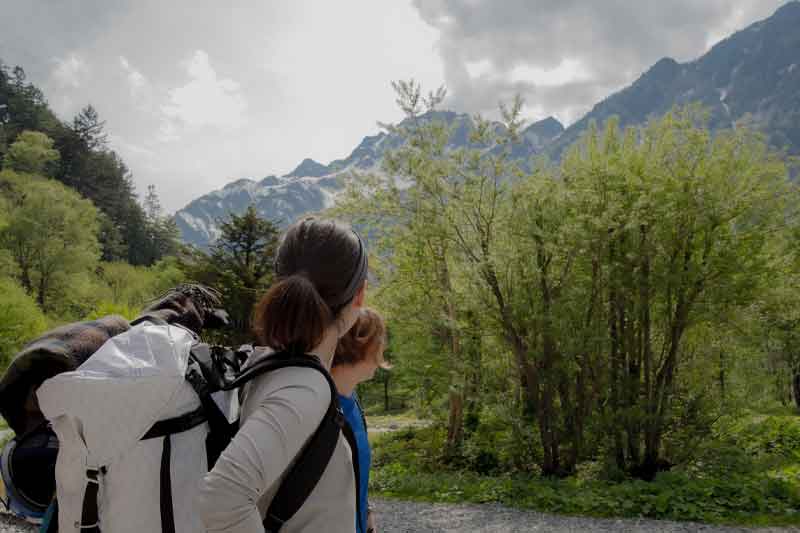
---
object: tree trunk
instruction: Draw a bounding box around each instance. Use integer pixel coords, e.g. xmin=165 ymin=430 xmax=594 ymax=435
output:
xmin=445 ymin=389 xmax=464 ymax=456
xmin=640 ymin=226 xmax=653 ymax=469
xmin=434 ymin=240 xmax=465 ymax=456
xmin=574 ymin=369 xmax=588 ymax=463
xmin=538 ymin=376 xmax=560 ymax=476
xmin=535 ymin=235 xmax=565 ymax=476
xmin=540 ymin=328 xmax=564 ymax=476
xmin=608 ymin=238 xmax=625 ymax=470
xmin=36 ymin=274 xmax=46 ymax=309
xmin=642 ymin=302 xmax=687 ymax=480
xmin=558 ymin=372 xmax=579 ymax=473
xmin=20 ymin=267 xmax=32 ymax=294
xmin=484 ymin=263 xmax=538 ymax=417
xmin=641 ymin=225 xmax=696 ymax=480
xmin=463 ymin=318 xmax=482 ymax=435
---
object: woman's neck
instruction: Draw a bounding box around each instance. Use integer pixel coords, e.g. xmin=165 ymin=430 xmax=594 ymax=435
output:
xmin=331 ymin=366 xmax=359 ymax=396
xmin=309 ymin=325 xmax=339 ymax=369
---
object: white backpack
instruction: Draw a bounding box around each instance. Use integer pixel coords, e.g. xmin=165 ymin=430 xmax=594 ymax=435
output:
xmin=37 ymin=321 xmax=212 ymax=533
xmin=36 ymin=319 xmax=352 ymax=533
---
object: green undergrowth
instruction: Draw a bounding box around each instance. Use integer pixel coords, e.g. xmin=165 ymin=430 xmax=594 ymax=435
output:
xmin=369 ymin=413 xmax=800 ymax=526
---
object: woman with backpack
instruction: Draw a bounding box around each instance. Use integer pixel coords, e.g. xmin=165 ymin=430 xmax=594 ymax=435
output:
xmin=332 ymin=307 xmax=391 ymax=533
xmin=197 ymin=217 xmax=369 ymax=533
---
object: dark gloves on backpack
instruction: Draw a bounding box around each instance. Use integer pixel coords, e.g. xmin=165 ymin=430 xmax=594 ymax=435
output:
xmin=137 ymin=283 xmax=230 ymax=335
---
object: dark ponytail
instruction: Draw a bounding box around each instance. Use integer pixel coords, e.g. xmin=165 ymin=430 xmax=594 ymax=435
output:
xmin=252 ymin=217 xmax=368 ymax=353
xmin=253 ymin=274 xmax=331 ymax=354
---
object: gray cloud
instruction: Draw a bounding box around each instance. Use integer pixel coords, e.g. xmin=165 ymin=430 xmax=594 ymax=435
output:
xmin=1 ymin=1 xmax=444 ymax=212
xmin=412 ymin=0 xmax=791 ymax=123
xmin=3 ymin=1 xmax=791 ymax=212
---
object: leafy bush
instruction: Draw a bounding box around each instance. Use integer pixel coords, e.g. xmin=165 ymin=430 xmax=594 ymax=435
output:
xmin=84 ymin=258 xmax=188 ymax=321
xmin=85 ymin=302 xmax=139 ymax=322
xmin=370 ymin=415 xmax=800 ymax=526
xmin=0 ymin=277 xmax=47 ymax=368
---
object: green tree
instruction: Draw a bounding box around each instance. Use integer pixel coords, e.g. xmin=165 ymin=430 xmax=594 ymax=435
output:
xmin=143 ymin=184 xmax=180 ymax=261
xmin=87 ymin=258 xmax=187 ymax=321
xmin=0 ymin=276 xmax=47 ymax=368
xmin=335 ymin=81 xmax=527 ymax=462
xmin=562 ymin=109 xmax=791 ymax=477
xmin=72 ymin=105 xmax=107 ymax=151
xmin=4 ymin=130 xmax=59 ymax=176
xmin=0 ymin=170 xmax=100 ymax=311
xmin=336 ymin=82 xmax=794 ymax=479
xmin=753 ymin=226 xmax=800 ymax=410
xmin=182 ymin=206 xmax=280 ymax=342
xmin=1 ymin=60 xmax=170 ymax=266
xmin=0 ymin=195 xmax=14 ymax=277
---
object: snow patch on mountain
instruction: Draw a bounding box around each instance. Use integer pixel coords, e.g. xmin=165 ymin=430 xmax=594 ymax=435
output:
xmin=176 ymin=211 xmax=205 ymax=233
xmin=174 ymin=114 xmax=601 ymax=248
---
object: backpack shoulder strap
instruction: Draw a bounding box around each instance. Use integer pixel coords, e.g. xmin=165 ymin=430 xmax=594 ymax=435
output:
xmin=224 ymin=353 xmax=331 ymax=391
xmin=354 ymin=391 xmax=368 ymax=432
xmin=227 ymin=353 xmax=351 ymax=533
xmin=340 ymin=418 xmax=364 ymax=533
xmin=129 ymin=315 xmax=168 ymax=327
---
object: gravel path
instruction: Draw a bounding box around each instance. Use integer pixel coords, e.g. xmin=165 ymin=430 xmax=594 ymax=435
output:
xmin=0 ymin=512 xmax=33 ymax=533
xmin=3 ymin=500 xmax=798 ymax=533
xmin=371 ymin=499 xmax=800 ymax=533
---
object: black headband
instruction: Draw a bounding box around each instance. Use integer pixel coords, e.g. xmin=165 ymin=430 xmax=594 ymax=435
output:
xmin=273 ymin=228 xmax=368 ymax=313
xmin=329 ymin=230 xmax=368 ymax=312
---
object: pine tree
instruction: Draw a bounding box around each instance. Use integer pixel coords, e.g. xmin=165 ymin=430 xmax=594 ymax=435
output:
xmin=182 ymin=206 xmax=280 ymax=343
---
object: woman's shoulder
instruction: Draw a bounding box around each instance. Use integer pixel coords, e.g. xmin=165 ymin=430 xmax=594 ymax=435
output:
xmin=240 ymin=351 xmax=333 ymax=407
xmin=252 ymin=365 xmax=330 ymax=394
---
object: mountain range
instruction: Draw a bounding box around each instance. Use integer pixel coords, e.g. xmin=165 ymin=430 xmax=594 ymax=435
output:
xmin=175 ymin=113 xmax=564 ymax=247
xmin=176 ymin=1 xmax=800 ymax=249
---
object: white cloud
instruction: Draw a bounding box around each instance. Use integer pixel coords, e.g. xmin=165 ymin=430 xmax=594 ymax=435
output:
xmin=2 ymin=0 xmax=793 ymax=214
xmin=509 ymin=58 xmax=591 ymax=87
xmin=160 ymin=50 xmax=247 ymax=134
xmin=156 ymin=120 xmax=180 ymax=143
xmin=119 ymin=56 xmax=147 ymax=95
xmin=51 ymin=53 xmax=88 ymax=88
xmin=465 ymin=58 xmax=493 ymax=78
xmin=109 ymin=133 xmax=155 ymax=158
xmin=412 ymin=0 xmax=790 ymax=124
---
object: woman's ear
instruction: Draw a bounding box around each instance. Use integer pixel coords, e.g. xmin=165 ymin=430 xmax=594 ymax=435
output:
xmin=353 ymin=280 xmax=367 ymax=308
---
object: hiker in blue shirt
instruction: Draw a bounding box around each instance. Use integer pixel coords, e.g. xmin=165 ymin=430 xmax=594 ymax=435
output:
xmin=332 ymin=308 xmax=391 ymax=533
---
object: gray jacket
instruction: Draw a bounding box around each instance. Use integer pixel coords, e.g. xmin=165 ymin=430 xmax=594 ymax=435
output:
xmin=196 ymin=365 xmax=356 ymax=533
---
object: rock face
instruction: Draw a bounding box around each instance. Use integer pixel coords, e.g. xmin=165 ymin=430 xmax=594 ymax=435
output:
xmin=175 ymin=174 xmax=341 ymax=246
xmin=176 ymin=2 xmax=800 ymax=248
xmin=548 ymin=1 xmax=800 ymax=158
xmin=175 ymin=114 xmax=563 ymax=248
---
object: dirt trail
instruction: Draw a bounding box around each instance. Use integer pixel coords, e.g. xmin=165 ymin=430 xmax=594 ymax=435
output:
xmin=4 ymin=499 xmax=797 ymax=533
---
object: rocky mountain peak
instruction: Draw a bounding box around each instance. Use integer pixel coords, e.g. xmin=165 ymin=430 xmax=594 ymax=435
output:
xmin=175 ymin=2 xmax=800 ymax=249
xmin=286 ymin=158 xmax=330 ymax=178
xmin=525 ymin=116 xmax=564 ymax=139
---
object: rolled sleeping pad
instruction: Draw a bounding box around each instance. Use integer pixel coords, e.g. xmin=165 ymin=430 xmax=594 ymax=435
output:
xmin=0 ymin=316 xmax=130 ymax=436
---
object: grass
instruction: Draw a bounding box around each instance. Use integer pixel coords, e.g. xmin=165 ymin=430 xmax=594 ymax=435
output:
xmin=367 ymin=410 xmax=430 ymax=442
xmin=367 ymin=412 xmax=800 ymax=527
xmin=0 ymin=417 xmax=13 ymax=450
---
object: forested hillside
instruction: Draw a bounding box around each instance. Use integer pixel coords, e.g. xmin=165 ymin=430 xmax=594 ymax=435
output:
xmin=0 ymin=62 xmax=178 ymax=265
xmin=0 ymin=58 xmax=288 ymax=365
xmin=0 ymin=60 xmax=187 ymax=364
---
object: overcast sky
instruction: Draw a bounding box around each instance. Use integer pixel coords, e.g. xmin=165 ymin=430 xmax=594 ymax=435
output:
xmin=0 ymin=0 xmax=791 ymax=212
